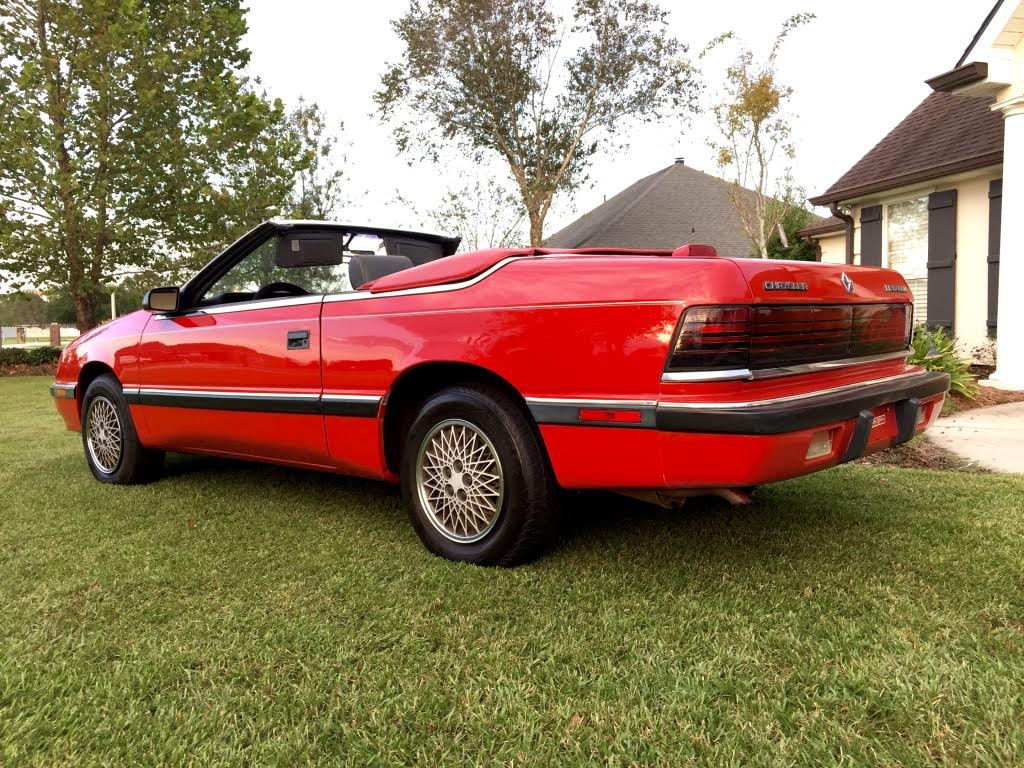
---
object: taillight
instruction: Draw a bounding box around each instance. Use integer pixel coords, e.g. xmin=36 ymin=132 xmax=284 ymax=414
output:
xmin=666 ymin=303 xmax=912 ymax=373
xmin=667 ymin=306 xmax=750 ymax=370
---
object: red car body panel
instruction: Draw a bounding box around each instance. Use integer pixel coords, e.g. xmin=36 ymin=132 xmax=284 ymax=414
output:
xmin=132 ymin=299 xmax=328 ymax=465
xmin=54 ymin=240 xmax=947 ymax=494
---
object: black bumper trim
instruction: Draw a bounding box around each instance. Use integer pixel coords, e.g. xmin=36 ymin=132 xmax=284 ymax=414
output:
xmin=841 ymin=410 xmax=875 ymax=463
xmin=125 ymin=389 xmax=380 ymax=418
xmin=655 ymin=372 xmax=949 ymax=435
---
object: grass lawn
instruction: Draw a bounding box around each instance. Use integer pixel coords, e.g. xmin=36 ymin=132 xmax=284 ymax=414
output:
xmin=2 ymin=375 xmax=1023 ymax=766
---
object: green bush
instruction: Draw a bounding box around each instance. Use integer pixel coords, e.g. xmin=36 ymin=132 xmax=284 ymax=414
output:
xmin=908 ymin=325 xmax=977 ymax=399
xmin=0 ymin=346 xmax=62 ymax=366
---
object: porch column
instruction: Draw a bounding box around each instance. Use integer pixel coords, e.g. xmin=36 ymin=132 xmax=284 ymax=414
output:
xmin=987 ymin=97 xmax=1024 ymax=390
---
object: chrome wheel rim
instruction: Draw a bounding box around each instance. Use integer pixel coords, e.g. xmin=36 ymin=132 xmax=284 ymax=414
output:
xmin=416 ymin=418 xmax=504 ymax=543
xmin=86 ymin=396 xmax=122 ymax=474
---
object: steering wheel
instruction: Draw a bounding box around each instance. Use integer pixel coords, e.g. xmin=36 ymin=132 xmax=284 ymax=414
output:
xmin=255 ymin=281 xmax=308 ymax=300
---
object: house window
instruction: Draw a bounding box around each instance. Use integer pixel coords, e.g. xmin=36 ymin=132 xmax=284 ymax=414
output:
xmin=886 ymin=197 xmax=928 ymax=323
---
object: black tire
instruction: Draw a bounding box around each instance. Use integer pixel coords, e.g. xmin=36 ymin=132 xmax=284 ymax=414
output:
xmin=80 ymin=373 xmax=164 ymax=484
xmin=400 ymin=384 xmax=558 ymax=566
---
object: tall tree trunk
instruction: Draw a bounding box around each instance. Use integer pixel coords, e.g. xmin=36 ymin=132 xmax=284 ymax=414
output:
xmin=73 ymin=291 xmax=96 ymax=332
xmin=528 ymin=209 xmax=544 ymax=247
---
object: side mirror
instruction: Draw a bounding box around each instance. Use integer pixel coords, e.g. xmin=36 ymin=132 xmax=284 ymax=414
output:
xmin=143 ymin=286 xmax=180 ymax=313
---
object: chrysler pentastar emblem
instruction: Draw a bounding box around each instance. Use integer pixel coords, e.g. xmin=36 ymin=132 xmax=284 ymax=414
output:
xmin=840 ymin=272 xmax=855 ymax=294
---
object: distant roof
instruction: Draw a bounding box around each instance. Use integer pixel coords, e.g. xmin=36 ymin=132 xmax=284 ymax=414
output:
xmin=796 ymin=216 xmax=846 ymax=239
xmin=545 ymin=161 xmax=819 ymax=257
xmin=809 ymin=92 xmax=1004 ymax=206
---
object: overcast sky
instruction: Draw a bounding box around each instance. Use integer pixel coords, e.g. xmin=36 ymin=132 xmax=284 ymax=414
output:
xmin=243 ymin=0 xmax=990 ymax=236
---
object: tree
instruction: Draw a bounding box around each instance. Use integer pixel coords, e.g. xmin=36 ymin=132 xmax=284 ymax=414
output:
xmin=765 ymin=206 xmax=817 ymax=261
xmin=433 ymin=177 xmax=526 ymax=252
xmin=705 ymin=13 xmax=814 ymax=258
xmin=0 ymin=0 xmax=304 ymax=330
xmin=376 ymin=0 xmax=698 ymax=246
xmin=399 ymin=174 xmax=526 ymax=252
xmin=286 ymin=100 xmax=349 ymax=220
xmin=0 ymin=291 xmax=49 ymax=326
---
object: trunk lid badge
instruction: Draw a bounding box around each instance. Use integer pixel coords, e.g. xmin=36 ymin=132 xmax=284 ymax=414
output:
xmin=841 ymin=272 xmax=855 ymax=294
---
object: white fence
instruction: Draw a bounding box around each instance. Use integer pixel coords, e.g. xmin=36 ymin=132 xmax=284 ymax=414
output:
xmin=0 ymin=325 xmax=81 ymax=346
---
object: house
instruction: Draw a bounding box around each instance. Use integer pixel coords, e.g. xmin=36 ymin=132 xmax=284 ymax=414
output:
xmin=546 ymin=158 xmax=824 ymax=255
xmin=801 ymin=0 xmax=1024 ymax=390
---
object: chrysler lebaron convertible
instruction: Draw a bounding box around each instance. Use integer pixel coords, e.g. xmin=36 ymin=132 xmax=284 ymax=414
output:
xmin=52 ymin=219 xmax=949 ymax=565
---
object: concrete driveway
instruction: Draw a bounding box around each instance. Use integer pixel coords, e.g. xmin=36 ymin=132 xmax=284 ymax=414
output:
xmin=927 ymin=401 xmax=1024 ymax=474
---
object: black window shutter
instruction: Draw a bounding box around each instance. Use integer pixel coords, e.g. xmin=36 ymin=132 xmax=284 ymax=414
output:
xmin=927 ymin=190 xmax=957 ymax=333
xmin=860 ymin=205 xmax=882 ymax=267
xmin=988 ymin=179 xmax=1002 ymax=337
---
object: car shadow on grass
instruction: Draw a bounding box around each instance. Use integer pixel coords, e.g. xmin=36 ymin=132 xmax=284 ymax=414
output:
xmin=51 ymin=450 xmax=992 ymax=585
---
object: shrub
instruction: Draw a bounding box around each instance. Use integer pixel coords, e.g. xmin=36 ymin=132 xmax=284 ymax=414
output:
xmin=908 ymin=325 xmax=977 ymax=399
xmin=0 ymin=346 xmax=62 ymax=366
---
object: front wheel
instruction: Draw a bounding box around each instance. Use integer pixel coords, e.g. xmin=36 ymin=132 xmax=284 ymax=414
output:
xmin=81 ymin=374 xmax=164 ymax=484
xmin=401 ymin=384 xmax=558 ymax=566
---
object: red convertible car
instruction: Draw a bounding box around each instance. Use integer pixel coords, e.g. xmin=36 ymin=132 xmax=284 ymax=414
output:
xmin=52 ymin=219 xmax=949 ymax=565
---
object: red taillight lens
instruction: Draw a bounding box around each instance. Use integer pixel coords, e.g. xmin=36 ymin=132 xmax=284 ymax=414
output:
xmin=667 ymin=303 xmax=912 ymax=372
xmin=851 ymin=304 xmax=910 ymax=355
xmin=750 ymin=305 xmax=852 ymax=366
xmin=668 ymin=306 xmax=750 ymax=370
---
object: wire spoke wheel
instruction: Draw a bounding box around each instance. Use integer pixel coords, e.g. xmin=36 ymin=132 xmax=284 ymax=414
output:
xmin=85 ymin=395 xmax=123 ymax=474
xmin=416 ymin=418 xmax=505 ymax=543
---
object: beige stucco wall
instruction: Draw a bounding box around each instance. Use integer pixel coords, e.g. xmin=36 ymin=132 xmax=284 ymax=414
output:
xmin=994 ymin=26 xmax=1024 ymax=104
xmin=949 ymin=174 xmax=995 ymax=357
xmin=817 ymin=231 xmax=846 ymax=264
xmin=816 ymin=166 xmax=1002 ymax=356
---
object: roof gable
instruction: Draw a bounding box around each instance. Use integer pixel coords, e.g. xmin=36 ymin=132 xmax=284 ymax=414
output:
xmin=546 ymin=161 xmax=817 ymax=257
xmin=809 ymin=92 xmax=1004 ymax=206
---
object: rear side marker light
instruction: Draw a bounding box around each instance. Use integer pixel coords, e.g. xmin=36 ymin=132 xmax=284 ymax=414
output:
xmin=806 ymin=429 xmax=835 ymax=460
xmin=579 ymin=408 xmax=643 ymax=424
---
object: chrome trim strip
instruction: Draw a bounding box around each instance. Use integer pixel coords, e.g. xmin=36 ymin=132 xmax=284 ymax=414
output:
xmin=662 ymin=369 xmax=752 ymax=383
xmin=525 ymin=396 xmax=659 ymax=408
xmin=322 ymin=252 xmax=592 ymax=303
xmin=657 ymin=372 xmax=928 ymax=411
xmin=748 ymin=349 xmax=911 ymax=380
xmin=323 ymin=256 xmax=524 ymax=303
xmin=321 ymin=393 xmax=384 ymax=403
xmin=139 ymin=387 xmax=321 ymax=400
xmin=660 ymin=349 xmax=911 ymax=384
xmin=154 ymin=293 xmax=325 ymax=319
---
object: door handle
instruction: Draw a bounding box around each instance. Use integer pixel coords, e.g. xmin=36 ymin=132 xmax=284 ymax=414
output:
xmin=287 ymin=329 xmax=310 ymax=350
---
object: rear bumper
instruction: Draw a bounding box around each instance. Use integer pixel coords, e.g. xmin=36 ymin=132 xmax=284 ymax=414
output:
xmin=532 ymin=371 xmax=950 ymax=490
xmin=655 ymin=371 xmax=949 ymax=436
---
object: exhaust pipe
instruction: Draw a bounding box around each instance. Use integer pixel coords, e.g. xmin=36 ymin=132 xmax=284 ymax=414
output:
xmin=612 ymin=488 xmax=753 ymax=509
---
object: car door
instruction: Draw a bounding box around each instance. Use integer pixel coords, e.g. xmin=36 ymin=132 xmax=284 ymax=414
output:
xmin=134 ymin=232 xmax=337 ymax=467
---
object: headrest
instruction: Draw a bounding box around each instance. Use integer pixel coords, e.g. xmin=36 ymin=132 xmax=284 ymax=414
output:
xmin=347 ymin=254 xmax=415 ymax=289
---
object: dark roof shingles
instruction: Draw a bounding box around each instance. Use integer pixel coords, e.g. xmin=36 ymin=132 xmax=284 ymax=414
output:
xmin=546 ymin=162 xmax=820 ymax=257
xmin=810 ymin=92 xmax=1004 ymax=205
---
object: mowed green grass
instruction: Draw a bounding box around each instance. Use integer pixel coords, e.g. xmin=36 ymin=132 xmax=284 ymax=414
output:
xmin=1 ymin=376 xmax=1023 ymax=766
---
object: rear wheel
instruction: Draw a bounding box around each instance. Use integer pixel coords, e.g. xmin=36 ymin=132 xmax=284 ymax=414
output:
xmin=81 ymin=374 xmax=163 ymax=484
xmin=401 ymin=384 xmax=558 ymax=566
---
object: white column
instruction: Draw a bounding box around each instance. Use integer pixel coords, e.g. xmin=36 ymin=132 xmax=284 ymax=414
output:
xmin=987 ymin=99 xmax=1024 ymax=390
